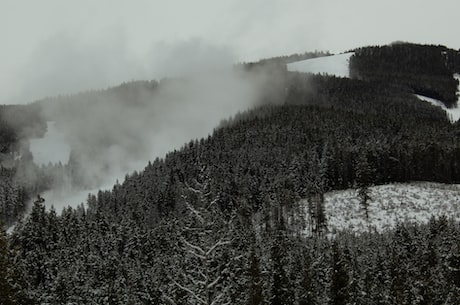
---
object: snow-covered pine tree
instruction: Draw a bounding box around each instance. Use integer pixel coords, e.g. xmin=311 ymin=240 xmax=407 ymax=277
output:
xmin=330 ymin=241 xmax=349 ymax=305
xmin=305 ymin=147 xmax=329 ymax=235
xmin=0 ymin=219 xmax=31 ymax=304
xmin=355 ymin=153 xmax=373 ymax=220
xmin=164 ymin=166 xmax=241 ymax=305
xmin=247 ymin=242 xmax=263 ymax=305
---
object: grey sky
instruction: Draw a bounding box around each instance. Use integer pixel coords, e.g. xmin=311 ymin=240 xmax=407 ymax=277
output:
xmin=1 ymin=0 xmax=459 ymax=104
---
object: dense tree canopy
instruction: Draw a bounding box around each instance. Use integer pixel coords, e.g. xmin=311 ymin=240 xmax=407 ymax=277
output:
xmin=1 ymin=42 xmax=460 ymax=303
xmin=350 ymin=43 xmax=460 ymax=107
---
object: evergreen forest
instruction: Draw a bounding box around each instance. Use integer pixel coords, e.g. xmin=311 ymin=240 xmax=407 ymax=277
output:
xmin=1 ymin=42 xmax=460 ymax=304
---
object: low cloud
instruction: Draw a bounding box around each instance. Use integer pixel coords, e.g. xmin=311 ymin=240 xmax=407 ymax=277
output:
xmin=25 ymin=39 xmax=283 ymax=211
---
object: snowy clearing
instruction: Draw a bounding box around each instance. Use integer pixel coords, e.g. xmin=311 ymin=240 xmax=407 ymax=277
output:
xmin=301 ymin=182 xmax=460 ymax=235
xmin=287 ymin=52 xmax=353 ymax=78
xmin=29 ymin=121 xmax=71 ymax=165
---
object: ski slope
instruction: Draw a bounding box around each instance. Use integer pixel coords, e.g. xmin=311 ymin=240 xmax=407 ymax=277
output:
xmin=301 ymin=182 xmax=460 ymax=235
xmin=416 ymin=74 xmax=460 ymax=122
xmin=287 ymin=52 xmax=353 ymax=78
xmin=29 ymin=121 xmax=71 ymax=165
xmin=287 ymin=54 xmax=460 ymax=122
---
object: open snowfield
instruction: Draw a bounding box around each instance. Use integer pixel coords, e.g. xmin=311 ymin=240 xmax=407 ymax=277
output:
xmin=301 ymin=182 xmax=460 ymax=235
xmin=287 ymin=52 xmax=353 ymax=78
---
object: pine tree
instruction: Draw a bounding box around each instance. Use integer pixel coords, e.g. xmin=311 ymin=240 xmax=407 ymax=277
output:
xmin=355 ymin=153 xmax=373 ymax=220
xmin=247 ymin=243 xmax=263 ymax=305
xmin=330 ymin=241 xmax=349 ymax=305
xmin=305 ymin=147 xmax=329 ymax=235
xmin=0 ymin=220 xmax=31 ymax=305
xmin=270 ymin=229 xmax=291 ymax=305
xmin=165 ymin=169 xmax=237 ymax=305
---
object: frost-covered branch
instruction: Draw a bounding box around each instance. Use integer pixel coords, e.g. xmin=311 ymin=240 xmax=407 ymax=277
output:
xmin=182 ymin=195 xmax=204 ymax=224
xmin=207 ymin=195 xmax=220 ymax=209
xmin=210 ymin=286 xmax=231 ymax=305
xmin=182 ymin=238 xmax=206 ymax=257
xmin=186 ymin=183 xmax=202 ymax=195
xmin=173 ymin=280 xmax=207 ymax=305
xmin=206 ymin=239 xmax=232 ymax=256
xmin=161 ymin=293 xmax=178 ymax=305
xmin=207 ymin=275 xmax=221 ymax=289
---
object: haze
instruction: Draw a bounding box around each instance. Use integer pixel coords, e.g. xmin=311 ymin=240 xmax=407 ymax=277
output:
xmin=2 ymin=0 xmax=460 ymax=211
xmin=24 ymin=62 xmax=276 ymax=212
xmin=1 ymin=0 xmax=460 ymax=104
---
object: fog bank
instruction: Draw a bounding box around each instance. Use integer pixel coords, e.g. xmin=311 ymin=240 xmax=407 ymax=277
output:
xmin=27 ymin=42 xmax=282 ymax=211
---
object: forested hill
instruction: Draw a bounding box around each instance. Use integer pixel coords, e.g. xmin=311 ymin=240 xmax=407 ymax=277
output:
xmin=87 ymin=73 xmax=460 ymax=228
xmin=2 ymin=43 xmax=460 ymax=304
xmin=350 ymin=43 xmax=460 ymax=107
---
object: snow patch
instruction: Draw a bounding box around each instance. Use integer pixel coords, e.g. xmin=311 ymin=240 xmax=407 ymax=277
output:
xmin=415 ymin=74 xmax=460 ymax=123
xmin=301 ymin=182 xmax=460 ymax=235
xmin=454 ymin=73 xmax=460 ymax=121
xmin=29 ymin=121 xmax=71 ymax=165
xmin=415 ymin=94 xmax=446 ymax=108
xmin=6 ymin=224 xmax=15 ymax=235
xmin=287 ymin=52 xmax=353 ymax=78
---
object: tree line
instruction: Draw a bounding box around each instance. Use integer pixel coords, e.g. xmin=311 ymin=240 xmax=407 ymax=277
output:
xmin=350 ymin=43 xmax=460 ymax=108
xmin=1 ymin=43 xmax=460 ymax=303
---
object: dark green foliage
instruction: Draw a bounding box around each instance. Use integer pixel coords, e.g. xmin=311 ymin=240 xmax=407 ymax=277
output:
xmin=247 ymin=243 xmax=263 ymax=305
xmin=350 ymin=43 xmax=460 ymax=107
xmin=164 ymin=172 xmax=240 ymax=305
xmin=330 ymin=241 xmax=349 ymax=305
xmin=270 ymin=226 xmax=294 ymax=305
xmin=9 ymin=209 xmax=460 ymax=304
xmin=241 ymin=50 xmax=331 ymax=71
xmin=0 ymin=168 xmax=28 ymax=226
xmin=0 ymin=158 xmax=62 ymax=226
xmin=0 ymin=103 xmax=46 ymax=157
xmin=0 ymin=103 xmax=49 ymax=225
xmin=0 ymin=221 xmax=31 ymax=305
xmin=3 ymin=43 xmax=460 ymax=303
xmin=91 ymin=87 xmax=460 ymax=229
xmin=355 ymin=154 xmax=373 ymax=220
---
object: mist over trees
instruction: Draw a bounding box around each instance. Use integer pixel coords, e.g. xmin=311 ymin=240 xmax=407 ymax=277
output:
xmin=1 ymin=42 xmax=460 ymax=303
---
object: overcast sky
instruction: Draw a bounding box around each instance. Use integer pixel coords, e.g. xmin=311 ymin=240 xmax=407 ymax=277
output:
xmin=1 ymin=0 xmax=459 ymax=104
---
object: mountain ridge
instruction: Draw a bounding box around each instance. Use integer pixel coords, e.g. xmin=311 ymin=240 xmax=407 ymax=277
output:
xmin=1 ymin=42 xmax=460 ymax=304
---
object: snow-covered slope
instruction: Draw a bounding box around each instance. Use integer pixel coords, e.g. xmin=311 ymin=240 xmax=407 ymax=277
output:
xmin=415 ymin=94 xmax=445 ymax=109
xmin=287 ymin=54 xmax=460 ymax=122
xmin=415 ymin=73 xmax=460 ymax=122
xmin=29 ymin=121 xmax=71 ymax=165
xmin=287 ymin=52 xmax=353 ymax=78
xmin=416 ymin=94 xmax=460 ymax=122
xmin=301 ymin=182 xmax=460 ymax=235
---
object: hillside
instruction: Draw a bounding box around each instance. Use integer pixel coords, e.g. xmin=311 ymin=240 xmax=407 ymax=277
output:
xmin=1 ymin=42 xmax=460 ymax=304
xmin=415 ymin=73 xmax=460 ymax=122
xmin=287 ymin=52 xmax=353 ymax=78
xmin=350 ymin=43 xmax=460 ymax=108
